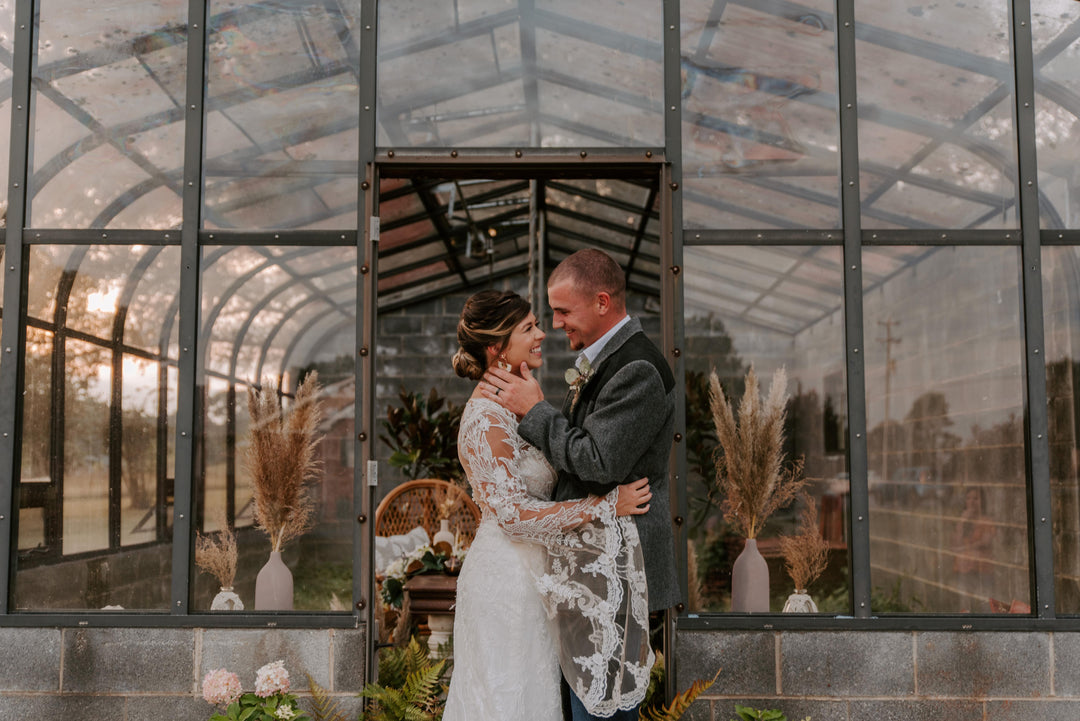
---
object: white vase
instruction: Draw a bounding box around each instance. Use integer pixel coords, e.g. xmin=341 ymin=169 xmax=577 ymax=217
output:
xmin=432 ymin=519 xmax=455 ymax=549
xmin=255 ymin=551 xmax=294 ymax=610
xmin=782 ymin=590 xmax=818 ymax=613
xmin=211 ymin=586 xmax=244 ymax=611
xmin=731 ymin=538 xmax=770 ymax=612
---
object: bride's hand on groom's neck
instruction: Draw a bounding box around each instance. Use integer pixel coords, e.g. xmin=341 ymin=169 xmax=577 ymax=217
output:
xmin=482 ymin=362 xmax=544 ymax=418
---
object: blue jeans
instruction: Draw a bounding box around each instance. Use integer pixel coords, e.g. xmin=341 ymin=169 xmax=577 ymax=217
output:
xmin=568 ymin=688 xmax=641 ymax=721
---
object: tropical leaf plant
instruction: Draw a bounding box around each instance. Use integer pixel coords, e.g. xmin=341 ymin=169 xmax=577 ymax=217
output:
xmin=380 ymin=386 xmax=465 ymax=484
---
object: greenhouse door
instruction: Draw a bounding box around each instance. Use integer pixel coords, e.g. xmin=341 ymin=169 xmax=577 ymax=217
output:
xmin=361 ymin=153 xmax=678 ymax=687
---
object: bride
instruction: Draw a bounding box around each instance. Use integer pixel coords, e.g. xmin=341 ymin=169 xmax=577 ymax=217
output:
xmin=443 ymin=289 xmax=654 ymax=721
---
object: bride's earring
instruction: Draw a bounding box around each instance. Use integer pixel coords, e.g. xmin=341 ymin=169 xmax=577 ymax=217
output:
xmin=497 ymin=354 xmax=512 ymax=372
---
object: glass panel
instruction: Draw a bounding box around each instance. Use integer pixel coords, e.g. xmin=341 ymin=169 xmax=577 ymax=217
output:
xmin=0 ymin=246 xmax=4 ymax=347
xmin=19 ymin=327 xmax=52 ymax=553
xmin=28 ymin=0 xmax=187 ymax=229
xmin=62 ymin=337 xmax=109 ymax=555
xmin=120 ymin=354 xmax=176 ymax=548
xmin=203 ymin=0 xmax=362 ymax=230
xmin=682 ymin=246 xmax=849 ymax=613
xmin=1042 ymin=246 xmax=1080 ymax=612
xmin=864 ymin=246 xmax=1029 ymax=614
xmin=377 ymin=0 xmax=663 ymax=147
xmin=125 ymin=247 xmax=182 ymax=355
xmin=680 ymin=0 xmax=841 ymax=229
xmin=0 ymin=0 xmax=16 ymax=219
xmin=15 ymin=245 xmax=177 ymax=611
xmin=197 ymin=245 xmax=357 ymax=611
xmin=1034 ymin=1 xmax=1080 ymax=229
xmin=855 ymin=0 xmax=1018 ymax=229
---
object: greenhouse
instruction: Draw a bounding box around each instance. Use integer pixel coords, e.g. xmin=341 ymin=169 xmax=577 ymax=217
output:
xmin=2 ymin=0 xmax=1080 ymax=718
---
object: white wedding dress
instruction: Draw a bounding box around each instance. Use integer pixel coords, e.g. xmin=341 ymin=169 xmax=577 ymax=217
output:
xmin=442 ymin=399 xmax=652 ymax=721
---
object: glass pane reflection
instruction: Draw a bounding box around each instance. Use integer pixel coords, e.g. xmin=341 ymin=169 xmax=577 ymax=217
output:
xmin=683 ymin=246 xmax=849 ymax=613
xmin=29 ymin=0 xmax=187 ymax=229
xmin=1042 ymin=246 xmax=1080 ymax=612
xmin=1034 ymin=0 xmax=1080 ymax=229
xmin=16 ymin=244 xmax=178 ymax=611
xmin=855 ymin=0 xmax=1018 ymax=230
xmin=377 ymin=0 xmax=663 ymax=147
xmin=864 ymin=246 xmax=1029 ymax=614
xmin=197 ymin=245 xmax=356 ymax=611
xmin=680 ymin=0 xmax=841 ymax=229
xmin=203 ymin=0 xmax=362 ymax=230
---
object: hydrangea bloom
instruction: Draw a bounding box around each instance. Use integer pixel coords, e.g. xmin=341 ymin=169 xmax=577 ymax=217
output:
xmin=275 ymin=704 xmax=297 ymax=719
xmin=255 ymin=659 xmax=291 ymax=697
xmin=202 ymin=668 xmax=242 ymax=706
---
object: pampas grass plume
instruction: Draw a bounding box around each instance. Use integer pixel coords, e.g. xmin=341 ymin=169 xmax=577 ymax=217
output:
xmin=708 ymin=366 xmax=806 ymax=539
xmin=244 ymin=372 xmax=324 ymax=553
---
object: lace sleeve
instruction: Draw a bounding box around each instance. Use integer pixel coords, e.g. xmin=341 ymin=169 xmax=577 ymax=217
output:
xmin=458 ymin=401 xmax=616 ymax=546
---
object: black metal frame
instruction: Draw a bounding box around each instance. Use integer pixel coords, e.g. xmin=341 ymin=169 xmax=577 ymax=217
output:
xmin=0 ymin=0 xmax=1072 ymax=643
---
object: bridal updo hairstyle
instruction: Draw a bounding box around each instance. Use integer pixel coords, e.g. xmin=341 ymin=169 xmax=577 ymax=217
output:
xmin=452 ymin=289 xmax=532 ymax=380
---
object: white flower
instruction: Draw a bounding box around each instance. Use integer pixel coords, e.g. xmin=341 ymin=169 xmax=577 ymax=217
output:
xmin=275 ymin=704 xmax=297 ymax=719
xmin=201 ymin=668 xmax=242 ymax=706
xmin=254 ymin=660 xmax=290 ymax=697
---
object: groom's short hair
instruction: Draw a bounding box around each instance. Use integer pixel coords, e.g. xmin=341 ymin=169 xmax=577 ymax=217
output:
xmin=549 ymin=248 xmax=626 ymax=308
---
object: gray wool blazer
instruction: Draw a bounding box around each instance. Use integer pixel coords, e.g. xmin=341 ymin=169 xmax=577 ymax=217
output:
xmin=517 ymin=318 xmax=681 ymax=611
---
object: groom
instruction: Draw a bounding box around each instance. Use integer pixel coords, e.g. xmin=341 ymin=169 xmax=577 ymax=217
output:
xmin=483 ymin=248 xmax=680 ymax=721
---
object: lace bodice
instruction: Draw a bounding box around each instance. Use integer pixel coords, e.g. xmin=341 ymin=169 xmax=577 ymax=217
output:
xmin=458 ymin=398 xmax=615 ymax=543
xmin=455 ymin=398 xmax=653 ymax=716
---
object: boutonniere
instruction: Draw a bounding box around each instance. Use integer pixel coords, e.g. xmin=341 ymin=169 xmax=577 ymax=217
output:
xmin=564 ymin=358 xmax=594 ymax=411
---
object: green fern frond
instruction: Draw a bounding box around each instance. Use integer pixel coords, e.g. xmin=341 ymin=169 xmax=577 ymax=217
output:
xmin=401 ymin=659 xmax=447 ymax=707
xmin=362 ymin=636 xmax=448 ymax=721
xmin=404 ymin=636 xmax=431 ymax=671
xmin=361 ymin=683 xmax=411 ymax=721
xmin=307 ymin=674 xmax=348 ymax=721
xmin=640 ymin=667 xmax=721 ymax=721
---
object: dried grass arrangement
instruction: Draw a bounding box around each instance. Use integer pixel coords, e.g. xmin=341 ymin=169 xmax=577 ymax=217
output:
xmin=431 ymin=483 xmax=460 ymax=521
xmin=708 ymin=366 xmax=806 ymax=539
xmin=779 ymin=495 xmax=829 ymax=592
xmin=195 ymin=510 xmax=238 ymax=589
xmin=244 ymin=372 xmax=324 ymax=553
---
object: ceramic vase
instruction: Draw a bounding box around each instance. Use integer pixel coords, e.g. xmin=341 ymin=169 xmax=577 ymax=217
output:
xmin=255 ymin=551 xmax=294 ymax=610
xmin=211 ymin=586 xmax=243 ymax=611
xmin=731 ymin=538 xmax=770 ymax=612
xmin=782 ymin=589 xmax=818 ymax=613
xmin=432 ymin=519 xmax=455 ymax=548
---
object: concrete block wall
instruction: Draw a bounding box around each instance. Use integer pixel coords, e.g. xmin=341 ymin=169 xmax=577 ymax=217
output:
xmin=676 ymin=630 xmax=1080 ymax=721
xmin=0 ymin=627 xmax=366 ymax=721
xmin=5 ymin=625 xmax=1080 ymax=719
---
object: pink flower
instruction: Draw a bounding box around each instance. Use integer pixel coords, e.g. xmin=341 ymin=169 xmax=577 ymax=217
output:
xmin=202 ymin=668 xmax=242 ymax=706
xmin=254 ymin=660 xmax=290 ymax=697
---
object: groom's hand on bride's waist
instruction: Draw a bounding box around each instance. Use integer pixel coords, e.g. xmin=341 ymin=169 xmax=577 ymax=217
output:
xmin=482 ymin=362 xmax=544 ymax=418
